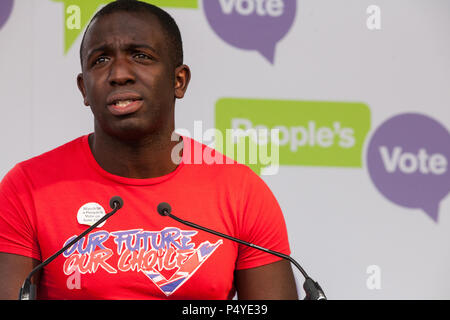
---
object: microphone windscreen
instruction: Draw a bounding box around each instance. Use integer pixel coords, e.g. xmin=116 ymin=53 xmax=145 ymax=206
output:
xmin=157 ymin=202 xmax=171 ymax=216
xmin=110 ymin=196 xmax=124 ymax=210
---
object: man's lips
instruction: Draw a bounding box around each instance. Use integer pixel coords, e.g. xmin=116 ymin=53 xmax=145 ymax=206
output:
xmin=106 ymin=92 xmax=144 ymax=116
xmin=107 ymin=99 xmax=143 ymax=116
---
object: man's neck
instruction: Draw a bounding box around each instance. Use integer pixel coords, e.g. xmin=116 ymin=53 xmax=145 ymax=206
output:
xmin=88 ymin=130 xmax=181 ymax=179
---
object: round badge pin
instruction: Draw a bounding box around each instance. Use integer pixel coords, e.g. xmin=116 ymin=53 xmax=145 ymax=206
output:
xmin=77 ymin=202 xmax=106 ymax=228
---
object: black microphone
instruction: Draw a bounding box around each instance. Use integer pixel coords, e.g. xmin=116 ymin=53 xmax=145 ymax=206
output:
xmin=18 ymin=196 xmax=124 ymax=300
xmin=156 ymin=202 xmax=326 ymax=300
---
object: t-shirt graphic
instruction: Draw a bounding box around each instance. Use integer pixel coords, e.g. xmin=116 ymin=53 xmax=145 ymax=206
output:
xmin=62 ymin=227 xmax=223 ymax=296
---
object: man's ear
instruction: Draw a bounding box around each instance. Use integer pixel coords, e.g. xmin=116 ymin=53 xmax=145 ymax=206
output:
xmin=77 ymin=73 xmax=90 ymax=106
xmin=174 ymin=65 xmax=191 ymax=99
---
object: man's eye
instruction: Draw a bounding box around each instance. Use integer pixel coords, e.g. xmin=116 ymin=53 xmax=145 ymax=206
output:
xmin=134 ymin=53 xmax=151 ymax=60
xmin=94 ymin=56 xmax=109 ymax=65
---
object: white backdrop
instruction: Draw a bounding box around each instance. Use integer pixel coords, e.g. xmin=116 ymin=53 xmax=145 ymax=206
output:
xmin=1 ymin=0 xmax=449 ymax=299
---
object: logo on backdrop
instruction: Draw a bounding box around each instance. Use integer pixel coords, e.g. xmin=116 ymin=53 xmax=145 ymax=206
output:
xmin=62 ymin=227 xmax=223 ymax=296
xmin=203 ymin=0 xmax=297 ymax=63
xmin=215 ymin=98 xmax=371 ymax=175
xmin=53 ymin=0 xmax=197 ymax=53
xmin=0 ymin=0 xmax=14 ymax=30
xmin=52 ymin=0 xmax=294 ymax=63
xmin=366 ymin=113 xmax=450 ymax=222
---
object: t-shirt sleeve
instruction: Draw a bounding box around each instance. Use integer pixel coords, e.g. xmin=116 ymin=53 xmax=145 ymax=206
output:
xmin=0 ymin=164 xmax=41 ymax=260
xmin=235 ymin=166 xmax=291 ymax=270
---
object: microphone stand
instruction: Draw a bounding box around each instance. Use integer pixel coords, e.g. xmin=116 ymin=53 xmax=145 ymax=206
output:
xmin=157 ymin=203 xmax=326 ymax=300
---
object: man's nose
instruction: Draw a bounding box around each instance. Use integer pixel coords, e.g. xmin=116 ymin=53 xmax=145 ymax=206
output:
xmin=108 ymin=57 xmax=135 ymax=86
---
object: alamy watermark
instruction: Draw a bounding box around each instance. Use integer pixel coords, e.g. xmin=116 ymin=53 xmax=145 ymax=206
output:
xmin=171 ymin=121 xmax=281 ymax=175
xmin=366 ymin=5 xmax=381 ymax=30
xmin=366 ymin=264 xmax=381 ymax=290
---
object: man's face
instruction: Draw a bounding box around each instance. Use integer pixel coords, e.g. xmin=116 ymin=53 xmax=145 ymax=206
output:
xmin=77 ymin=12 xmax=189 ymax=141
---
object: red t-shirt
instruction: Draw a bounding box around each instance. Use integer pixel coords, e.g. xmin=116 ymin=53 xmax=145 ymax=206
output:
xmin=0 ymin=134 xmax=290 ymax=299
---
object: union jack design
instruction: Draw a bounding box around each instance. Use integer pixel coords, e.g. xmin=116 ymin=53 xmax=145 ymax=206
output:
xmin=144 ymin=239 xmax=223 ymax=296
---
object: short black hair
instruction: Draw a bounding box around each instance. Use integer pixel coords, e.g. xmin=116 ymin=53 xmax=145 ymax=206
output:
xmin=79 ymin=0 xmax=183 ymax=68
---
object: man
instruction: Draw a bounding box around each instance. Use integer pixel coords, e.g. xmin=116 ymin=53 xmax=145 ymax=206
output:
xmin=0 ymin=0 xmax=297 ymax=299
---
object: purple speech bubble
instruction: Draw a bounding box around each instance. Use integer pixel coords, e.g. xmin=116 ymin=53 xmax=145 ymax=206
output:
xmin=0 ymin=0 xmax=14 ymax=30
xmin=203 ymin=0 xmax=296 ymax=63
xmin=367 ymin=113 xmax=450 ymax=222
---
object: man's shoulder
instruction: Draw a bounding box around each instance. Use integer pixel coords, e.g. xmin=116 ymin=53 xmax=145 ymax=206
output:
xmin=0 ymin=135 xmax=87 ymax=192
xmin=18 ymin=135 xmax=86 ymax=172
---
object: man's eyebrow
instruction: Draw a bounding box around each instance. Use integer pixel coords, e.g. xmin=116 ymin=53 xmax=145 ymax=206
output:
xmin=86 ymin=44 xmax=110 ymax=61
xmin=127 ymin=43 xmax=159 ymax=54
xmin=86 ymin=43 xmax=159 ymax=60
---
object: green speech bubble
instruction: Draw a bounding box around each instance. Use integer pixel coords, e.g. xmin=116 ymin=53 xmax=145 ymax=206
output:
xmin=52 ymin=0 xmax=198 ymax=54
xmin=215 ymin=98 xmax=371 ymax=175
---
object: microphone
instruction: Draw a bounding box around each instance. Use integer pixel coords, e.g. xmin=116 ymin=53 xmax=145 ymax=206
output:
xmin=18 ymin=196 xmax=124 ymax=300
xmin=156 ymin=202 xmax=326 ymax=300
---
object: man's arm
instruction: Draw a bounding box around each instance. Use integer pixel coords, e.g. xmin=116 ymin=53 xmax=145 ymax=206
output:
xmin=235 ymin=259 xmax=298 ymax=300
xmin=0 ymin=253 xmax=40 ymax=300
